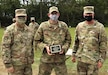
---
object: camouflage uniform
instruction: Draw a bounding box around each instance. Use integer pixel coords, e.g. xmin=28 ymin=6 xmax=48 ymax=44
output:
xmin=73 ymin=20 xmax=107 ymax=75
xmin=29 ymin=22 xmax=39 ymax=35
xmin=29 ymin=17 xmax=39 ymax=51
xmin=1 ymin=23 xmax=34 ymax=75
xmin=34 ymin=20 xmax=71 ymax=75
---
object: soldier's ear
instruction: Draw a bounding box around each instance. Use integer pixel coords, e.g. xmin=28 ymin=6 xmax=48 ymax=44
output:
xmin=47 ymin=13 xmax=50 ymax=18
xmin=58 ymin=13 xmax=60 ymax=16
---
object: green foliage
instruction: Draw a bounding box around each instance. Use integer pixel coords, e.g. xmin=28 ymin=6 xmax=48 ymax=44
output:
xmin=0 ymin=0 xmax=20 ymax=26
xmin=0 ymin=0 xmax=108 ymax=27
xmin=0 ymin=28 xmax=4 ymax=42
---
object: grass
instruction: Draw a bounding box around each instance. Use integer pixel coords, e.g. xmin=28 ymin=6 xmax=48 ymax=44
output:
xmin=0 ymin=28 xmax=4 ymax=43
xmin=0 ymin=27 xmax=108 ymax=75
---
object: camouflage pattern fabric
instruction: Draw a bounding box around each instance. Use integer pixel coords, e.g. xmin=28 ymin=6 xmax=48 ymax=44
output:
xmin=72 ymin=20 xmax=107 ymax=75
xmin=29 ymin=22 xmax=39 ymax=51
xmin=8 ymin=64 xmax=32 ymax=75
xmin=73 ymin=20 xmax=107 ymax=64
xmin=1 ymin=23 xmax=34 ymax=75
xmin=77 ymin=61 xmax=98 ymax=75
xmin=38 ymin=62 xmax=67 ymax=75
xmin=34 ymin=20 xmax=71 ymax=75
xmin=29 ymin=22 xmax=39 ymax=35
xmin=34 ymin=20 xmax=71 ymax=63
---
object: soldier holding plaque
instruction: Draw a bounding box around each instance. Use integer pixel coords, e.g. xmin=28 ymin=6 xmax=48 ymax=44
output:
xmin=34 ymin=6 xmax=71 ymax=75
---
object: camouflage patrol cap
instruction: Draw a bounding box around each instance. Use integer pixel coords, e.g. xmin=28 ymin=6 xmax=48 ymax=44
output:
xmin=31 ymin=17 xmax=35 ymax=21
xmin=49 ymin=6 xmax=59 ymax=13
xmin=83 ymin=6 xmax=94 ymax=14
xmin=15 ymin=9 xmax=27 ymax=16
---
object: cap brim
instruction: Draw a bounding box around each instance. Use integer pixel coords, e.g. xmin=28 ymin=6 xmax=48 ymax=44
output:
xmin=84 ymin=11 xmax=94 ymax=14
xmin=16 ymin=14 xmax=27 ymax=17
xmin=49 ymin=9 xmax=59 ymax=13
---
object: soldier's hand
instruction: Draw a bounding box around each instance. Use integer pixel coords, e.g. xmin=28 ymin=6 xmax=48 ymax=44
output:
xmin=32 ymin=59 xmax=34 ymax=64
xmin=97 ymin=60 xmax=102 ymax=68
xmin=7 ymin=66 xmax=14 ymax=73
xmin=72 ymin=56 xmax=76 ymax=63
xmin=59 ymin=50 xmax=64 ymax=54
xmin=45 ymin=46 xmax=54 ymax=55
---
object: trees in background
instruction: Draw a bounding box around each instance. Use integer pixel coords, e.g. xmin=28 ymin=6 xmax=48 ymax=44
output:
xmin=0 ymin=0 xmax=108 ymax=27
xmin=0 ymin=0 xmax=20 ymax=26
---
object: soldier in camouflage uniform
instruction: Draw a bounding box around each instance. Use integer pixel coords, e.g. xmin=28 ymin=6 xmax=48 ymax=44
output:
xmin=29 ymin=17 xmax=39 ymax=35
xmin=72 ymin=6 xmax=107 ymax=75
xmin=29 ymin=17 xmax=39 ymax=51
xmin=34 ymin=6 xmax=71 ymax=75
xmin=1 ymin=9 xmax=34 ymax=75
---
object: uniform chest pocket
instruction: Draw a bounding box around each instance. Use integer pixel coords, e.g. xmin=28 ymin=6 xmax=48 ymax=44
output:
xmin=59 ymin=29 xmax=65 ymax=36
xmin=79 ymin=29 xmax=88 ymax=37
xmin=24 ymin=33 xmax=33 ymax=45
xmin=44 ymin=30 xmax=52 ymax=37
xmin=13 ymin=34 xmax=22 ymax=44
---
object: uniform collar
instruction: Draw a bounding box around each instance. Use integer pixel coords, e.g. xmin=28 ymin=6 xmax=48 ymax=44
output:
xmin=48 ymin=20 xmax=62 ymax=28
xmin=14 ymin=23 xmax=28 ymax=31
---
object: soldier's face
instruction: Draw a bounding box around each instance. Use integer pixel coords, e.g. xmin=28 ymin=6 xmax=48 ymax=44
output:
xmin=84 ymin=13 xmax=94 ymax=18
xmin=83 ymin=13 xmax=94 ymax=21
xmin=15 ymin=16 xmax=27 ymax=28
xmin=31 ymin=20 xmax=35 ymax=22
xmin=48 ymin=11 xmax=60 ymax=21
xmin=16 ymin=16 xmax=27 ymax=24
